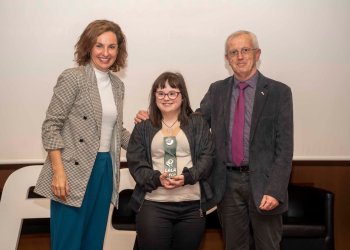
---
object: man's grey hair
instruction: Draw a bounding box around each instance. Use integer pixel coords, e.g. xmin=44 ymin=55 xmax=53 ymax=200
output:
xmin=225 ymin=30 xmax=260 ymax=54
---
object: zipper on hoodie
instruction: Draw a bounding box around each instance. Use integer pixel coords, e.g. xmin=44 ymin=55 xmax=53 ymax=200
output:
xmin=138 ymin=196 xmax=145 ymax=212
xmin=199 ymin=196 xmax=204 ymax=217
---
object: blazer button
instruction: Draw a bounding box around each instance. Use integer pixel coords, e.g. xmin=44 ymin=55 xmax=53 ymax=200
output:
xmin=79 ymin=139 xmax=84 ymax=142
xmin=75 ymin=161 xmax=79 ymax=165
xmin=83 ymin=116 xmax=87 ymax=120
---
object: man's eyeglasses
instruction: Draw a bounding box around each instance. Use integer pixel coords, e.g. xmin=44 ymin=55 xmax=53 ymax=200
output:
xmin=227 ymin=48 xmax=258 ymax=58
xmin=155 ymin=91 xmax=181 ymax=100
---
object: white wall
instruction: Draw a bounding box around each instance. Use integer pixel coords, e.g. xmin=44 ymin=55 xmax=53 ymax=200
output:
xmin=0 ymin=0 xmax=349 ymax=163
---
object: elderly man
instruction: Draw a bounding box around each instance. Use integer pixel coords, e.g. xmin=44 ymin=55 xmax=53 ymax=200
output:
xmin=198 ymin=30 xmax=293 ymax=249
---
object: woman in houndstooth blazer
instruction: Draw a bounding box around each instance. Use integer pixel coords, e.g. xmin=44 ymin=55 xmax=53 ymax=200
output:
xmin=34 ymin=20 xmax=130 ymax=250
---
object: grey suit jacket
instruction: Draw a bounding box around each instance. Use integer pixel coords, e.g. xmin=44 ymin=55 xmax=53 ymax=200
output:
xmin=199 ymin=71 xmax=293 ymax=214
xmin=34 ymin=64 xmax=130 ymax=207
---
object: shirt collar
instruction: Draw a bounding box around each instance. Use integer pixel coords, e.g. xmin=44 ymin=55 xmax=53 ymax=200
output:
xmin=233 ymin=71 xmax=259 ymax=89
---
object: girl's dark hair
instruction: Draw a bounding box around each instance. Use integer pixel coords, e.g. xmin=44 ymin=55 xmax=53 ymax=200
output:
xmin=149 ymin=72 xmax=193 ymax=127
xmin=74 ymin=20 xmax=127 ymax=72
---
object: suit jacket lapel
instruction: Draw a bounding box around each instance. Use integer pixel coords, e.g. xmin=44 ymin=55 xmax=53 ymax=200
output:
xmin=85 ymin=64 xmax=103 ymax=136
xmin=109 ymin=72 xmax=122 ymax=121
xmin=223 ymin=77 xmax=234 ymax=137
xmin=250 ymin=72 xmax=269 ymax=142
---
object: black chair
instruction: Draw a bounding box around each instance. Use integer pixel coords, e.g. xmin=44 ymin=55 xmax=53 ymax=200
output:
xmin=204 ymin=184 xmax=335 ymax=250
xmin=281 ymin=184 xmax=334 ymax=250
xmin=112 ymin=189 xmax=136 ymax=231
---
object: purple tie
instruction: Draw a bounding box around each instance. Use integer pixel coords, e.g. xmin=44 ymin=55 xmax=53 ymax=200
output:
xmin=232 ymin=82 xmax=248 ymax=166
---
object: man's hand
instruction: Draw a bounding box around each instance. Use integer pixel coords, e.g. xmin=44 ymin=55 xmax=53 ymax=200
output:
xmin=259 ymin=195 xmax=279 ymax=211
xmin=134 ymin=110 xmax=149 ymax=124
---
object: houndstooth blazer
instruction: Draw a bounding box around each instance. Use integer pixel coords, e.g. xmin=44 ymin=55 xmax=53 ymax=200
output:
xmin=34 ymin=63 xmax=130 ymax=207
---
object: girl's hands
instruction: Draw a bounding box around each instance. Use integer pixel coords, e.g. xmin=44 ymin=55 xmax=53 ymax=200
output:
xmin=159 ymin=172 xmax=184 ymax=189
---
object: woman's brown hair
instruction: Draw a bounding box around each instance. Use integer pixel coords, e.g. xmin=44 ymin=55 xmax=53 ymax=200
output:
xmin=149 ymin=72 xmax=193 ymax=127
xmin=74 ymin=20 xmax=127 ymax=72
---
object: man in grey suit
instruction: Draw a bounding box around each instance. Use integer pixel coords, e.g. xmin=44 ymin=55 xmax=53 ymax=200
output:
xmin=198 ymin=30 xmax=293 ymax=249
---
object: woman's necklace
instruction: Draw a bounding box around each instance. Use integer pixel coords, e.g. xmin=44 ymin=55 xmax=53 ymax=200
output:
xmin=162 ymin=119 xmax=178 ymax=135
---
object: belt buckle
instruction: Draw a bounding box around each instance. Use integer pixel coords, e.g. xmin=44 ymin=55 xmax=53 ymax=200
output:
xmin=240 ymin=166 xmax=249 ymax=173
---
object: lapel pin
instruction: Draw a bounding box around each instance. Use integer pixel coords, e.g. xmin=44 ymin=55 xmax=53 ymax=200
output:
xmin=261 ymin=91 xmax=265 ymax=95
